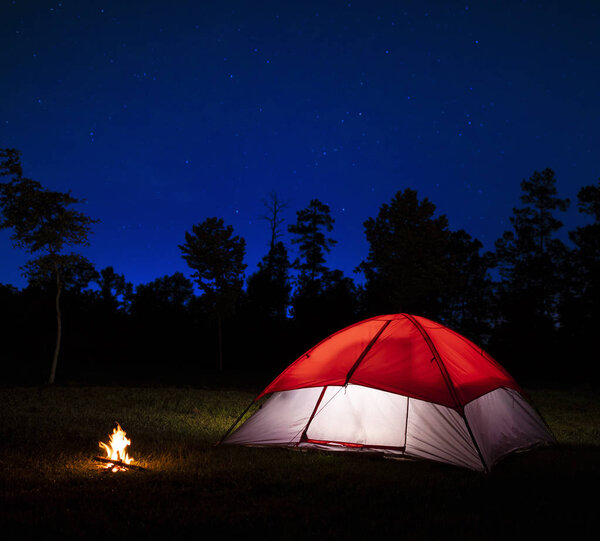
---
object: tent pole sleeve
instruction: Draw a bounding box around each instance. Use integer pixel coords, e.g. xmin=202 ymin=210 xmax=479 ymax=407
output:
xmin=217 ymin=399 xmax=257 ymax=446
xmin=345 ymin=320 xmax=391 ymax=385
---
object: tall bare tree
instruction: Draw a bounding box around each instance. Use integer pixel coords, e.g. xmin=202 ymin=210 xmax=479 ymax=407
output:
xmin=262 ymin=192 xmax=287 ymax=246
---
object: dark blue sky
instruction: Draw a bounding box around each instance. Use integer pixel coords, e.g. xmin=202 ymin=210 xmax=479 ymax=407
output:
xmin=1 ymin=1 xmax=598 ymax=290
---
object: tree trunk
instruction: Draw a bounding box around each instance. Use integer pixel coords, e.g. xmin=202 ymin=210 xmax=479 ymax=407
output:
xmin=49 ymin=270 xmax=62 ymax=384
xmin=217 ymin=311 xmax=223 ymax=372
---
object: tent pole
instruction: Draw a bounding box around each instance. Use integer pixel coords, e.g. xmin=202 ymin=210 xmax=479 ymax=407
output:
xmin=345 ymin=320 xmax=391 ymax=384
xmin=217 ymin=399 xmax=256 ymax=446
xmin=461 ymin=413 xmax=489 ymax=474
xmin=299 ymin=386 xmax=328 ymax=444
xmin=401 ymin=313 xmax=489 ymax=473
xmin=403 ymin=396 xmax=410 ymax=456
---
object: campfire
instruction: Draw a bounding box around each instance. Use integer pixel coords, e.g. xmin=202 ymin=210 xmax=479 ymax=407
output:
xmin=94 ymin=423 xmax=146 ymax=472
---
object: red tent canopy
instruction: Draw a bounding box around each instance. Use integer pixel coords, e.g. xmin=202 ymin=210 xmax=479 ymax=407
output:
xmin=226 ymin=314 xmax=554 ymax=471
xmin=259 ymin=313 xmax=521 ymax=409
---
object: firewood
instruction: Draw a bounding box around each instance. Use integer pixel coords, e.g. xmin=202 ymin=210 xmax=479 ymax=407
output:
xmin=93 ymin=456 xmax=147 ymax=471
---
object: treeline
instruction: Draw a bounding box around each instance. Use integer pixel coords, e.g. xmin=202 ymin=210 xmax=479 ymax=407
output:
xmin=1 ymin=148 xmax=598 ymax=386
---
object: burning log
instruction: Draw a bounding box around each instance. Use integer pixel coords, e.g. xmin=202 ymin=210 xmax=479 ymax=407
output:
xmin=93 ymin=455 xmax=147 ymax=471
xmin=96 ymin=422 xmax=146 ymax=472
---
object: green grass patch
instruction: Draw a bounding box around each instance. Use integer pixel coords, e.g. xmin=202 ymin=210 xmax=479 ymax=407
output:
xmin=1 ymin=385 xmax=598 ymax=539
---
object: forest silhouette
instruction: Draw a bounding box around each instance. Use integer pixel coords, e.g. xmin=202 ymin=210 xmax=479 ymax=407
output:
xmin=1 ymin=148 xmax=598 ymax=386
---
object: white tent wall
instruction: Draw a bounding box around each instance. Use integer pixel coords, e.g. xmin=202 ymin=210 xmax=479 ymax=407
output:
xmin=225 ymin=384 xmax=482 ymax=471
xmin=404 ymin=397 xmax=483 ymax=471
xmin=465 ymin=387 xmax=555 ymax=469
xmin=224 ymin=387 xmax=323 ymax=446
xmin=223 ymin=384 xmax=554 ymax=472
xmin=305 ymin=385 xmax=484 ymax=471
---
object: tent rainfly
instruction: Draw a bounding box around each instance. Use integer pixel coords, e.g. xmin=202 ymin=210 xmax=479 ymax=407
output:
xmin=221 ymin=314 xmax=555 ymax=472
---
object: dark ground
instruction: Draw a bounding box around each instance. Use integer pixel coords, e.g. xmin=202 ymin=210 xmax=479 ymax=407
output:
xmin=0 ymin=384 xmax=598 ymax=540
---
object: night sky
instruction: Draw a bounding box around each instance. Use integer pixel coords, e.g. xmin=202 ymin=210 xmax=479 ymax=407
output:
xmin=1 ymin=1 xmax=598 ymax=290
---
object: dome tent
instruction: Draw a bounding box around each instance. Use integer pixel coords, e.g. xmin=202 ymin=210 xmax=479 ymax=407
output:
xmin=221 ymin=314 xmax=555 ymax=472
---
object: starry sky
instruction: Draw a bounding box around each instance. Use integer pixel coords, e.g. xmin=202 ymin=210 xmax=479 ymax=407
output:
xmin=1 ymin=1 xmax=599 ymax=290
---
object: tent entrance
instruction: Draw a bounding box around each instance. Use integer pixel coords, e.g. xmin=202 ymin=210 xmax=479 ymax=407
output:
xmin=302 ymin=385 xmax=409 ymax=449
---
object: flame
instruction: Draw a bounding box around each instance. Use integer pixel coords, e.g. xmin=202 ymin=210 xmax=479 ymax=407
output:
xmin=99 ymin=423 xmax=134 ymax=472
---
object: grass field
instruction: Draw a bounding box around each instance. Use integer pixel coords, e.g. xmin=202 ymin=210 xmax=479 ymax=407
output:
xmin=1 ymin=384 xmax=598 ymax=539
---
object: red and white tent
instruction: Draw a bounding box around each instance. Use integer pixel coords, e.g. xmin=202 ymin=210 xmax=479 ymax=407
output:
xmin=222 ymin=314 xmax=555 ymax=472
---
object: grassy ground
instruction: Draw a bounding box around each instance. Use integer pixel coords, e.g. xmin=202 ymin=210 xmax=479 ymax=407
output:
xmin=0 ymin=384 xmax=598 ymax=539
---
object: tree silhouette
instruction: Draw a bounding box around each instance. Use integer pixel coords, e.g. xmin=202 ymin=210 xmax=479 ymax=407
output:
xmin=261 ymin=191 xmax=288 ymax=267
xmin=494 ymin=168 xmax=569 ymax=321
xmin=559 ymin=179 xmax=600 ymax=378
xmin=570 ymin=180 xmax=600 ymax=297
xmin=287 ymin=198 xmax=339 ymax=338
xmin=0 ymin=149 xmax=98 ymax=383
xmin=440 ymin=229 xmax=494 ymax=342
xmin=131 ymin=272 xmax=194 ymax=316
xmin=128 ymin=272 xmax=195 ymax=365
xmin=246 ymin=192 xmax=292 ymax=319
xmin=358 ymin=188 xmax=450 ymax=317
xmin=246 ymin=241 xmax=292 ymax=320
xmin=292 ymin=268 xmax=357 ymax=343
xmin=288 ymin=199 xmax=336 ymax=282
xmin=491 ymin=168 xmax=570 ymax=381
xmin=179 ymin=217 xmax=246 ymax=370
xmin=97 ymin=266 xmax=132 ymax=314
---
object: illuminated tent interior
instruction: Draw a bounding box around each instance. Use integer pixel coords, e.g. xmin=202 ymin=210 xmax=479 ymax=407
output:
xmin=222 ymin=314 xmax=555 ymax=472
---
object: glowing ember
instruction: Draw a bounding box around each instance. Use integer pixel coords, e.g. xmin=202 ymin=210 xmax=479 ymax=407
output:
xmin=98 ymin=423 xmax=134 ymax=472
